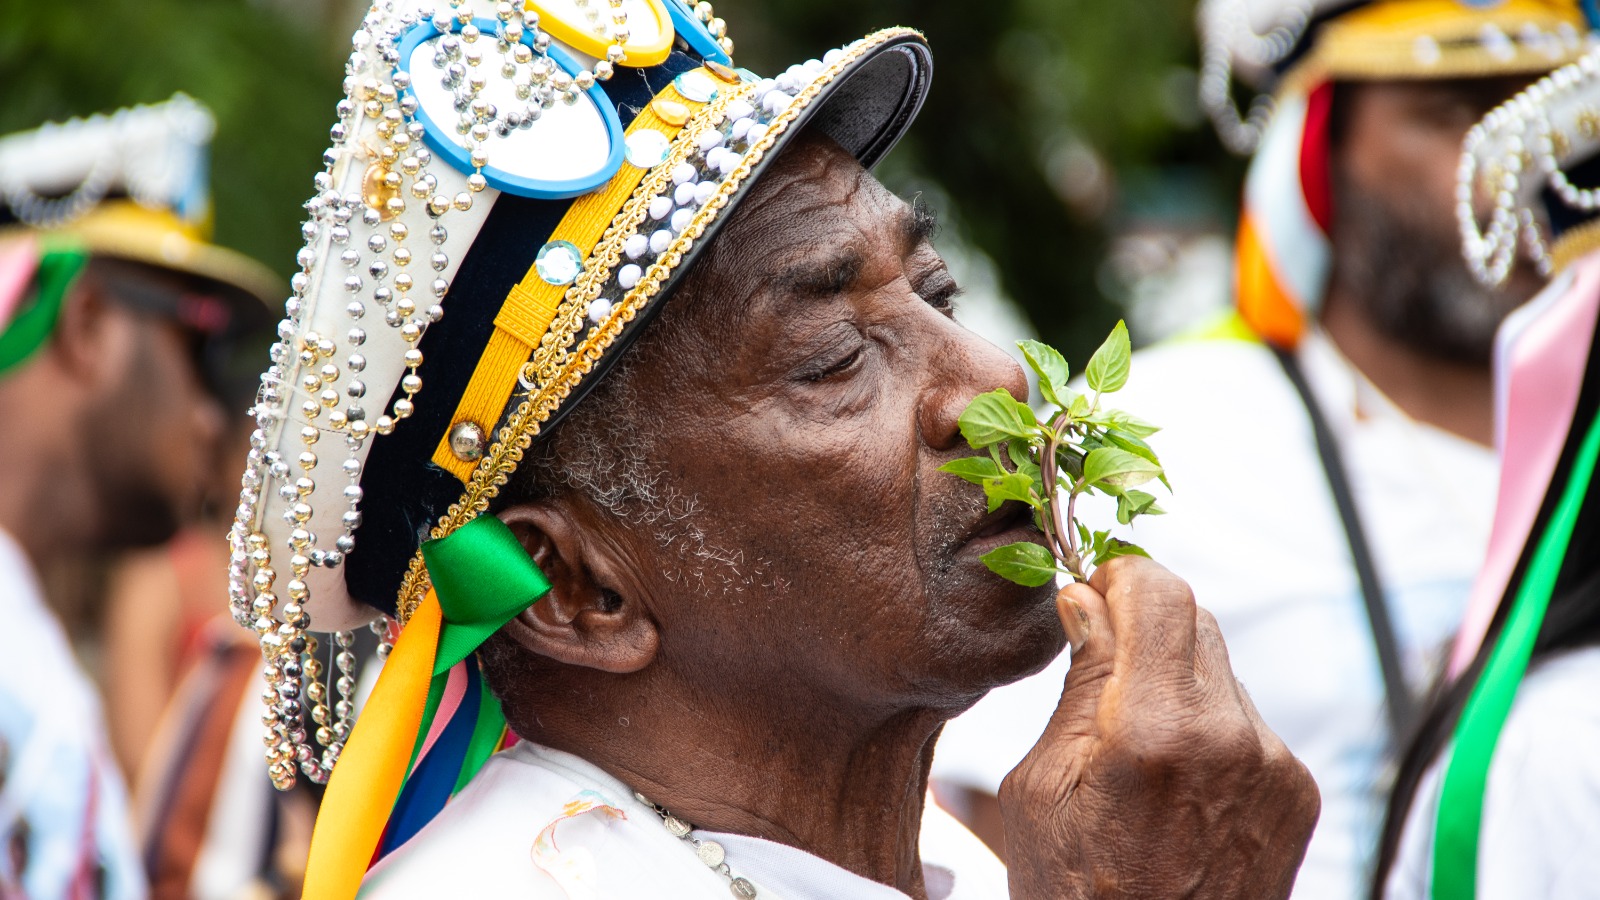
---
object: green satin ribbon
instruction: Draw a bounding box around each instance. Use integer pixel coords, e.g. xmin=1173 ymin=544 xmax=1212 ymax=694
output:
xmin=400 ymin=514 xmax=552 ymax=789
xmin=0 ymin=245 xmax=88 ymax=377
xmin=421 ymin=514 xmax=553 ymax=677
xmin=1431 ymin=407 xmax=1600 ymax=899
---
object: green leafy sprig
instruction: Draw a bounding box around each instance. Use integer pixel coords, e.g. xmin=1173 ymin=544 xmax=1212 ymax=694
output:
xmin=940 ymin=321 xmax=1168 ymax=586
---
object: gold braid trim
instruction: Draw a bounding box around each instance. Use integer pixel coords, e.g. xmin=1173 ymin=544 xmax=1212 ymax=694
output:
xmin=1551 ymin=218 xmax=1600 ymax=275
xmin=394 ymin=27 xmax=922 ymax=623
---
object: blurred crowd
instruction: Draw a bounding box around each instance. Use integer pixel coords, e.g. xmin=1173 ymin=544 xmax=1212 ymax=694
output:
xmin=3 ymin=0 xmax=1600 ymax=898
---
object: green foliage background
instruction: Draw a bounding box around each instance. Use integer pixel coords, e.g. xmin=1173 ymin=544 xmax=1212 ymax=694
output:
xmin=0 ymin=0 xmax=1241 ymax=361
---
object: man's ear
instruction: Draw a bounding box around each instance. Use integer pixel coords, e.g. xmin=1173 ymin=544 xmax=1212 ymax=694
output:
xmin=49 ymin=267 xmax=133 ymax=387
xmin=493 ymin=502 xmax=659 ymax=674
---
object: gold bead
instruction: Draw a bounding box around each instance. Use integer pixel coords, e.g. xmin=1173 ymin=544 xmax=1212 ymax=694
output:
xmin=705 ymin=60 xmax=739 ymax=83
xmin=363 ymin=164 xmax=402 ymax=221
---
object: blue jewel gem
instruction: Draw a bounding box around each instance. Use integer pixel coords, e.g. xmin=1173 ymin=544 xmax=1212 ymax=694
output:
xmin=535 ymin=240 xmax=585 ymax=286
xmin=673 ymin=70 xmax=719 ymax=104
xmin=626 ymin=130 xmax=672 ymax=168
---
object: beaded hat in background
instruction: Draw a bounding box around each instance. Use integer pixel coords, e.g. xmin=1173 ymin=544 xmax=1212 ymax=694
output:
xmin=228 ymin=1 xmax=932 ymax=891
xmin=1199 ymin=0 xmax=1596 ymax=154
xmin=1208 ymin=0 xmax=1594 ymax=349
xmin=0 ymin=94 xmax=282 ymax=372
xmin=1460 ymin=43 xmax=1600 ymax=284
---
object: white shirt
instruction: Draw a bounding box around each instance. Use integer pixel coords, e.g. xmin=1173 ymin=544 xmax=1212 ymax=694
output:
xmin=0 ymin=527 xmax=144 ymax=899
xmin=932 ymin=328 xmax=1496 ymax=900
xmin=362 ymin=741 xmax=1010 ymax=899
xmin=1384 ymin=646 xmax=1600 ymax=899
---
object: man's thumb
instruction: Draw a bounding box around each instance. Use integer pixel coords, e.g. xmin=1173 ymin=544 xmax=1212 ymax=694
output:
xmin=1042 ymin=580 xmax=1116 ymax=737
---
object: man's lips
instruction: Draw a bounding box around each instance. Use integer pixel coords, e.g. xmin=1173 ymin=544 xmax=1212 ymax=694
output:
xmin=959 ymin=500 xmax=1044 ymax=556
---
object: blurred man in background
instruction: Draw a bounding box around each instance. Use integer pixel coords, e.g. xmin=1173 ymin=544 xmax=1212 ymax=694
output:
xmin=0 ymin=94 xmax=277 ymax=899
xmin=933 ymin=1 xmax=1594 ymax=897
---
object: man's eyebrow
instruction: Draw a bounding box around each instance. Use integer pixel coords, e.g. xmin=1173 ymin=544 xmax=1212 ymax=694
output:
xmin=778 ymin=248 xmax=865 ymax=296
xmin=907 ymin=196 xmax=940 ymax=246
xmin=766 ymin=197 xmax=938 ymax=300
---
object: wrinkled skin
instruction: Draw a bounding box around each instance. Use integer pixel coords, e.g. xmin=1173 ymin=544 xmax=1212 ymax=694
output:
xmin=493 ymin=132 xmax=1319 ymax=899
xmin=1003 ymin=560 xmax=1320 ymax=898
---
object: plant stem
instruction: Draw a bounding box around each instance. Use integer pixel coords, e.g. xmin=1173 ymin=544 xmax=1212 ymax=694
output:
xmin=1044 ymin=416 xmax=1086 ymax=581
xmin=1063 ymin=482 xmax=1083 ymax=577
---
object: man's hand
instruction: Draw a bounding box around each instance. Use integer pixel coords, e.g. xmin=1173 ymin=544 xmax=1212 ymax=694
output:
xmin=998 ymin=557 xmax=1320 ymax=899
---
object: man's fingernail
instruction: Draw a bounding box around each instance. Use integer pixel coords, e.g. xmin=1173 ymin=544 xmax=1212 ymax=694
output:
xmin=1062 ymin=599 xmax=1090 ymax=655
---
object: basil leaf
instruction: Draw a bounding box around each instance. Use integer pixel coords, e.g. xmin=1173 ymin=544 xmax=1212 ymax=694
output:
xmin=1085 ymin=319 xmax=1131 ymax=394
xmin=980 ymin=542 xmax=1059 ymax=587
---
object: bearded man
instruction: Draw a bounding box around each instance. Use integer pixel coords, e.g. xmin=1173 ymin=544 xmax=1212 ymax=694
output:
xmin=226 ymin=4 xmax=1318 ymax=898
xmin=933 ymin=1 xmax=1595 ymax=897
xmin=0 ymin=96 xmax=278 ymax=898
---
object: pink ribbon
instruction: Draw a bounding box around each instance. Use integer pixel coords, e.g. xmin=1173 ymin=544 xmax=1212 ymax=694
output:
xmin=410 ymin=661 xmax=468 ymax=772
xmin=1448 ymin=255 xmax=1600 ymax=676
xmin=0 ymin=236 xmax=41 ymax=331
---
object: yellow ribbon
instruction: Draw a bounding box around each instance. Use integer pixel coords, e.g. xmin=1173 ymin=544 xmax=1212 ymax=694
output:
xmin=301 ymin=591 xmax=442 ymax=900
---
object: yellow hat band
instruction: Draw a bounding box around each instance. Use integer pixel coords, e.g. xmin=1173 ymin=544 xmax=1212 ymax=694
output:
xmin=430 ymin=72 xmax=728 ymax=482
xmin=1304 ymin=0 xmax=1591 ymax=81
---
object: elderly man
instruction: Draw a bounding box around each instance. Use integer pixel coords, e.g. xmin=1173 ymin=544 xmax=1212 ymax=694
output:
xmin=226 ymin=3 xmax=1317 ymax=897
xmin=934 ymin=0 xmax=1594 ymax=895
xmin=0 ymin=96 xmax=277 ymax=899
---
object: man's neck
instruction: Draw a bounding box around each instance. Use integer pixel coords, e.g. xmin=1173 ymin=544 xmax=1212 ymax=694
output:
xmin=0 ymin=393 xmax=89 ymax=573
xmin=1319 ymin=290 xmax=1495 ymax=446
xmin=532 ymin=683 xmax=943 ymax=899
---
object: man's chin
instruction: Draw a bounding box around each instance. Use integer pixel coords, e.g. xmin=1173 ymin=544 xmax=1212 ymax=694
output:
xmin=925 ymin=573 xmax=1065 ymax=704
xmin=97 ymin=496 xmax=184 ymax=550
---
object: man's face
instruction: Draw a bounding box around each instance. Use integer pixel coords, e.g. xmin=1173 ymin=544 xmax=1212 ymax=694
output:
xmin=81 ymin=263 xmax=226 ymax=548
xmin=1330 ymin=76 xmax=1543 ymax=365
xmin=585 ymin=134 xmax=1062 ymax=715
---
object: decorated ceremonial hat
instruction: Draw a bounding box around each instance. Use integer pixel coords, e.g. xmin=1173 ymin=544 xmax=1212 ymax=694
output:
xmin=0 ymin=94 xmax=281 ymax=378
xmin=226 ymin=1 xmax=931 ymax=891
xmin=1200 ymin=0 xmax=1596 ymax=153
xmin=1459 ymin=43 xmax=1600 ymax=285
xmin=1211 ymin=0 xmax=1597 ymax=350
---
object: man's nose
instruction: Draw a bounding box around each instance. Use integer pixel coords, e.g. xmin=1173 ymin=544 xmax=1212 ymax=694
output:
xmin=920 ymin=334 xmax=1030 ymax=452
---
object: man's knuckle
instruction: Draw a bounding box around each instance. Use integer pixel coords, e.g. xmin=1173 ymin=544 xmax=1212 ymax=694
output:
xmin=1000 ymin=760 xmax=1075 ymax=811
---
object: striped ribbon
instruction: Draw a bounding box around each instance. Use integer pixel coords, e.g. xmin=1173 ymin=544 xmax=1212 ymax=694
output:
xmin=302 ymin=515 xmax=550 ymax=899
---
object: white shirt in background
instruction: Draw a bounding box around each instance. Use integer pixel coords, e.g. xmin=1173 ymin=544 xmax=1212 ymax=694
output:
xmin=1384 ymin=646 xmax=1600 ymax=899
xmin=0 ymin=528 xmax=145 ymax=899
